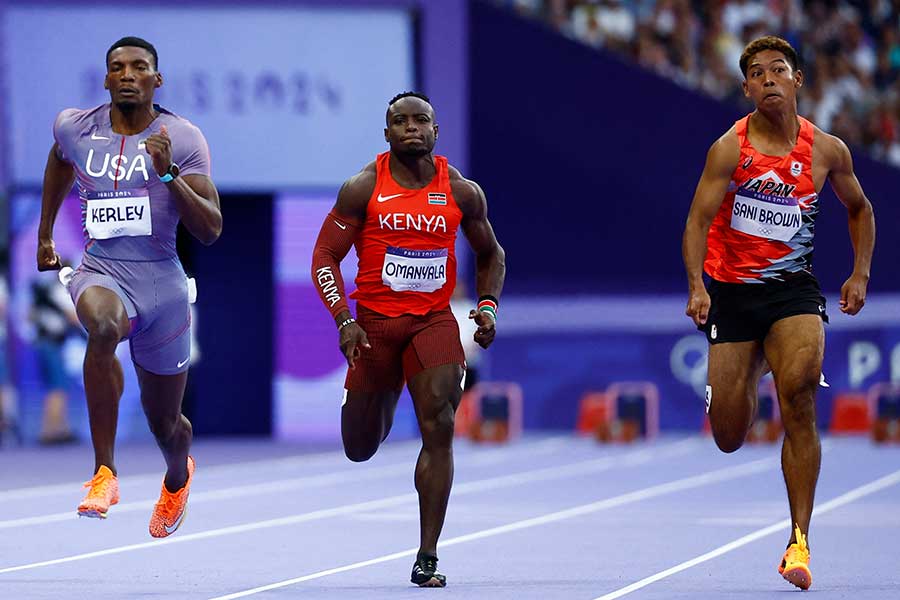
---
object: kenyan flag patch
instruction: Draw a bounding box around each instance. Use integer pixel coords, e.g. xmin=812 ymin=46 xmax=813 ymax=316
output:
xmin=428 ymin=193 xmax=447 ymax=205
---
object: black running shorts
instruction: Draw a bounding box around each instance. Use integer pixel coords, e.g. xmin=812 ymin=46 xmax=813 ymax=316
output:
xmin=698 ymin=273 xmax=828 ymax=344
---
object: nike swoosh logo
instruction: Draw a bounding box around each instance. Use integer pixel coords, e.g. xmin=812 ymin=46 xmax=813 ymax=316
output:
xmin=177 ymin=358 xmax=190 ymax=368
xmin=377 ymin=193 xmax=404 ymax=203
xmin=334 ymin=220 xmax=347 ymax=230
xmin=164 ymin=506 xmax=188 ymax=535
xmin=91 ymin=133 xmax=110 ymax=141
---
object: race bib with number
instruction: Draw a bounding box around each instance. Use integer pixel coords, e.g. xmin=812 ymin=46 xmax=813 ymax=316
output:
xmin=730 ymin=190 xmax=801 ymax=242
xmin=381 ymin=247 xmax=448 ymax=293
xmin=84 ymin=189 xmax=152 ymax=240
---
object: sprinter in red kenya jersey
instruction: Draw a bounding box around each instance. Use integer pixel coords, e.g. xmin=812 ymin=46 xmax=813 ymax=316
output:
xmin=311 ymin=92 xmax=505 ymax=588
xmin=683 ymin=36 xmax=875 ymax=591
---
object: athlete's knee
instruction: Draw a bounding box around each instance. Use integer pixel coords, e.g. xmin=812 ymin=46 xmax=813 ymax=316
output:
xmin=85 ymin=315 xmax=124 ymax=350
xmin=780 ymin=394 xmax=817 ymax=431
xmin=178 ymin=415 xmax=193 ymax=440
xmin=778 ymin=375 xmax=819 ymax=427
xmin=146 ymin=412 xmax=182 ymax=444
xmin=420 ymin=402 xmax=455 ymax=447
xmin=344 ymin=439 xmax=379 ymax=463
xmin=712 ymin=427 xmax=745 ymax=453
xmin=707 ymin=390 xmax=753 ymax=453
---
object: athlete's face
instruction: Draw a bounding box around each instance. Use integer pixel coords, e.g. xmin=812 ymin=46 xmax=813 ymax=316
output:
xmin=384 ymin=97 xmax=438 ymax=157
xmin=105 ymin=46 xmax=161 ymax=109
xmin=743 ymin=50 xmax=802 ymax=109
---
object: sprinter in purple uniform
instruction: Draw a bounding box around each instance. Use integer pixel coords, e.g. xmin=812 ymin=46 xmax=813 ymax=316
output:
xmin=37 ymin=37 xmax=222 ymax=538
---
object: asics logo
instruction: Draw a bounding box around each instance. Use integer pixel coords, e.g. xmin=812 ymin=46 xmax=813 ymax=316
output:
xmin=177 ymin=357 xmax=190 ymax=368
xmin=377 ymin=193 xmax=404 ymax=203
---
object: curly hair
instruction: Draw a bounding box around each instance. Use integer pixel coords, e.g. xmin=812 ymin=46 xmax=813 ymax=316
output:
xmin=739 ymin=36 xmax=799 ymax=77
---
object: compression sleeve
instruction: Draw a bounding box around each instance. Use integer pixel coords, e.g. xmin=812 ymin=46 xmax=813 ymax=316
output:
xmin=310 ymin=210 xmax=362 ymax=319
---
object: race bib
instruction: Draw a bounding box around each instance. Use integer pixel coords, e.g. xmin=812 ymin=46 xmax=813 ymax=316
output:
xmin=85 ymin=189 xmax=152 ymax=240
xmin=381 ymin=247 xmax=448 ymax=293
xmin=730 ymin=190 xmax=801 ymax=242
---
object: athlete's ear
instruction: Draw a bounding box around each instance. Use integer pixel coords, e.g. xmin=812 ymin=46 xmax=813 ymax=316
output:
xmin=155 ymin=72 xmax=163 ymax=89
xmin=384 ymin=127 xmax=390 ymax=143
xmin=103 ymin=73 xmax=110 ymax=90
xmin=434 ymin=123 xmax=439 ymax=139
xmin=741 ymin=78 xmax=750 ymax=98
xmin=794 ymin=69 xmax=803 ymax=89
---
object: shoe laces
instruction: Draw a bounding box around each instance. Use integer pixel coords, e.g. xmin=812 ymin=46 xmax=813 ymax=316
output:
xmin=82 ymin=470 xmax=112 ymax=498
xmin=418 ymin=556 xmax=438 ymax=573
xmin=155 ymin=487 xmax=184 ymax=518
xmin=787 ymin=524 xmax=810 ymax=563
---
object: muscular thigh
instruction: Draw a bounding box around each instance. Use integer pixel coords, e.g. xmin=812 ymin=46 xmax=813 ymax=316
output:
xmin=764 ymin=314 xmax=824 ymax=397
xmin=408 ymin=363 xmax=465 ymax=424
xmin=342 ymin=390 xmax=402 ymax=424
xmin=707 ymin=340 xmax=767 ymax=418
xmin=71 ymin=266 xmax=135 ymax=338
xmin=75 ymin=285 xmax=132 ymax=338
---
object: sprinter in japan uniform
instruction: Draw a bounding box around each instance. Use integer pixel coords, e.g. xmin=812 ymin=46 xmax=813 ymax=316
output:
xmin=682 ymin=36 xmax=875 ymax=590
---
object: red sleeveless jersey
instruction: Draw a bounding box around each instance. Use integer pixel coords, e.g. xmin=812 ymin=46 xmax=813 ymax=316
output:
xmin=350 ymin=152 xmax=462 ymax=316
xmin=705 ymin=115 xmax=819 ymax=283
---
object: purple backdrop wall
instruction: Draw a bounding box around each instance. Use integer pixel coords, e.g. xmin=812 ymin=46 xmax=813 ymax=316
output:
xmin=469 ymin=2 xmax=900 ymax=295
xmin=0 ymin=0 xmax=468 ymax=187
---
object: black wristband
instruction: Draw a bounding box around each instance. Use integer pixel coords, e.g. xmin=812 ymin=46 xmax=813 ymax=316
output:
xmin=338 ymin=317 xmax=356 ymax=330
xmin=478 ymin=294 xmax=499 ymax=307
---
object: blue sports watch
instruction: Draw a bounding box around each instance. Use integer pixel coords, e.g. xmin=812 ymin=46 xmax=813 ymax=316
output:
xmin=159 ymin=162 xmax=180 ymax=183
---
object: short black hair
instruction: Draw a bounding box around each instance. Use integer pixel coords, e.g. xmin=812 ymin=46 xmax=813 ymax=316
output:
xmin=388 ymin=91 xmax=431 ymax=106
xmin=106 ymin=36 xmax=158 ymax=70
xmin=740 ymin=36 xmax=799 ymax=77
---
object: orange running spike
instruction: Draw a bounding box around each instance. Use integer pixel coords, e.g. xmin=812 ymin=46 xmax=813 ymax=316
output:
xmin=779 ymin=524 xmax=812 ymax=590
xmin=149 ymin=456 xmax=195 ymax=538
xmin=77 ymin=465 xmax=120 ymax=519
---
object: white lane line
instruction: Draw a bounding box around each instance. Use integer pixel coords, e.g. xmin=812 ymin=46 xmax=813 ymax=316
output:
xmin=0 ymin=439 xmax=698 ymax=574
xmin=0 ymin=463 xmax=409 ymax=530
xmin=206 ymin=450 xmax=780 ymax=599
xmin=591 ymin=468 xmax=900 ymax=600
xmin=0 ymin=435 xmax=588 ymax=529
xmin=0 ymin=435 xmax=571 ymax=504
xmin=0 ymin=441 xmax=416 ymax=503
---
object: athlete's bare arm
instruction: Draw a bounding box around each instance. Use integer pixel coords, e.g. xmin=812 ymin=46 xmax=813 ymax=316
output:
xmin=144 ymin=125 xmax=222 ymax=245
xmin=818 ymin=131 xmax=875 ymax=315
xmin=333 ymin=164 xmax=377 ymax=224
xmin=450 ymin=168 xmax=506 ymax=349
xmin=311 ymin=164 xmax=377 ymax=369
xmin=37 ymin=143 xmax=76 ymax=271
xmin=683 ymin=127 xmax=741 ymax=326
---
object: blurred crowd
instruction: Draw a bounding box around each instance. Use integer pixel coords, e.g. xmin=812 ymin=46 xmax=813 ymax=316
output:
xmin=495 ymin=0 xmax=900 ymax=166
